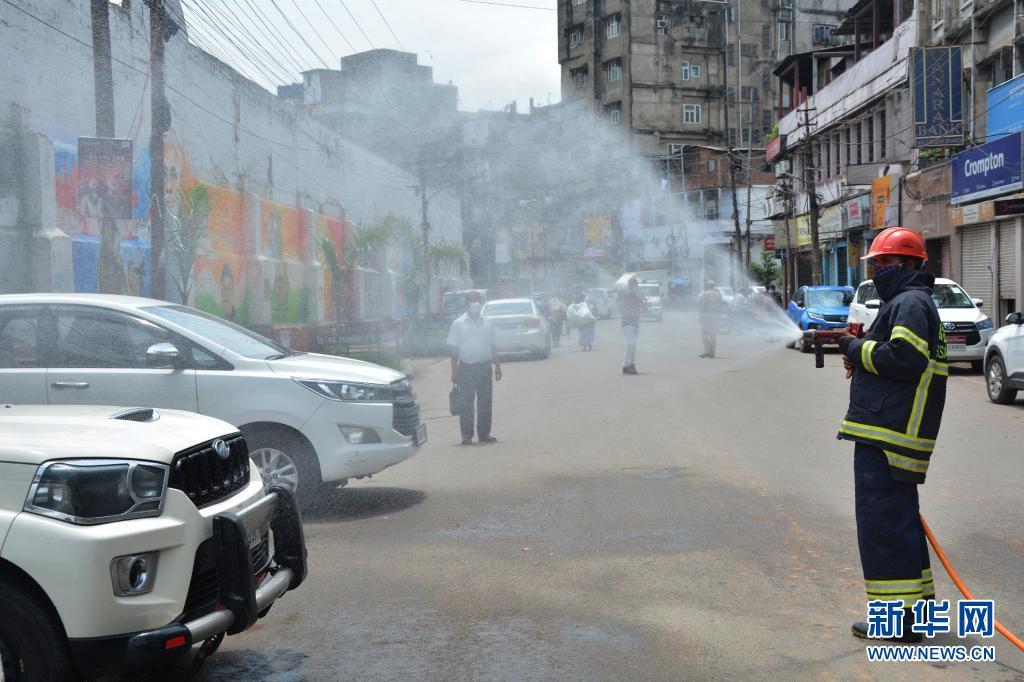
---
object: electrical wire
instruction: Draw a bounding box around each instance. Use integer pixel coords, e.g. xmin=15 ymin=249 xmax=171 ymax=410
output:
xmin=285 ymin=0 xmax=342 ymax=65
xmin=312 ymin=0 xmax=357 ymax=53
xmin=369 ymin=0 xmax=405 ymax=50
xmin=455 ymin=0 xmax=556 ymax=9
xmin=239 ymin=0 xmax=314 ymax=74
xmin=337 ymin=0 xmax=375 ymax=49
xmin=193 ymin=0 xmax=303 ymax=81
xmin=267 ymin=0 xmax=333 ymax=68
xmin=183 ymin=0 xmax=293 ymax=85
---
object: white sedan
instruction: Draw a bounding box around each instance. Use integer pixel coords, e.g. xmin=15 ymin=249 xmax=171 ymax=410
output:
xmin=482 ymin=298 xmax=552 ymax=358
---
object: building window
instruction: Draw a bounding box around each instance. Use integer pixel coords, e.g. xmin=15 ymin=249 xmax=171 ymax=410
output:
xmin=867 ymin=117 xmax=875 ymax=162
xmin=606 ymin=102 xmax=622 ymax=124
xmin=728 ymin=50 xmax=736 ymax=67
xmin=656 ymin=13 xmax=669 ymax=34
xmin=741 ymin=86 xmax=757 ymax=102
xmin=683 ymin=103 xmax=702 ymax=124
xmin=761 ymin=25 xmax=770 ymax=52
xmin=571 ymin=66 xmax=588 ymax=91
xmin=569 ymin=25 xmax=584 ymax=49
xmin=668 ymin=143 xmax=685 ymax=159
xmin=825 ymin=140 xmax=831 ymax=178
xmin=879 ymin=110 xmax=887 ymax=159
xmin=606 ymin=13 xmax=621 ymax=39
xmin=691 ymin=64 xmax=701 ymax=78
xmin=779 ymin=20 xmax=792 ymax=43
xmin=703 ymin=189 xmax=720 ymax=219
xmin=762 ymin=109 xmax=773 ymax=130
xmin=708 ymin=158 xmax=718 ymax=172
xmin=682 ymin=148 xmax=699 ymax=175
xmin=680 ymin=61 xmax=690 ymax=80
xmin=856 ymin=123 xmax=863 ymax=165
xmin=741 ymin=43 xmax=757 ymax=59
xmin=606 ymin=59 xmax=622 ymax=82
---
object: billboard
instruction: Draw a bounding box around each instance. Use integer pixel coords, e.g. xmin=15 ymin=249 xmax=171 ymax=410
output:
xmin=951 ymin=132 xmax=1023 ymax=204
xmin=871 ymin=176 xmax=895 ymax=228
xmin=987 ymin=74 xmax=1024 ymax=139
xmin=910 ymin=47 xmax=964 ymax=147
xmin=77 ymin=137 xmax=133 ymax=219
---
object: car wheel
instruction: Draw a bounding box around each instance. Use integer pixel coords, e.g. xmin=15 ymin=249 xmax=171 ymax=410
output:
xmin=244 ymin=426 xmax=322 ymax=506
xmin=0 ymin=576 xmax=76 ymax=682
xmin=971 ymin=360 xmax=984 ymax=373
xmin=986 ymin=356 xmax=1018 ymax=405
xmin=800 ymin=337 xmax=811 ymax=353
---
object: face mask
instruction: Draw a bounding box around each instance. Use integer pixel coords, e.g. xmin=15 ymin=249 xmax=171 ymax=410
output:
xmin=468 ymin=302 xmax=482 ymax=315
xmin=873 ymin=263 xmax=903 ymax=278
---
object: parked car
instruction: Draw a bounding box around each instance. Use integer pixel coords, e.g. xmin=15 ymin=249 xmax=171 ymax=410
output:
xmin=0 ymin=294 xmax=425 ymax=505
xmin=786 ymin=286 xmax=855 ymax=352
xmin=482 ymin=298 xmax=552 ymax=358
xmin=717 ymin=286 xmax=737 ymax=310
xmin=984 ymin=311 xmax=1024 ymax=403
xmin=639 ymin=282 xmax=664 ymax=322
xmin=530 ymin=291 xmax=554 ymax=318
xmin=443 ymin=289 xmax=488 ymax=318
xmin=587 ymin=288 xmax=617 ymax=319
xmin=0 ymin=404 xmax=306 ymax=679
xmin=849 ymin=278 xmax=994 ymax=371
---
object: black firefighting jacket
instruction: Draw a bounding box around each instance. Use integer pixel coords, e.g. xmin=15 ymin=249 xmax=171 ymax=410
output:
xmin=838 ymin=269 xmax=947 ymax=483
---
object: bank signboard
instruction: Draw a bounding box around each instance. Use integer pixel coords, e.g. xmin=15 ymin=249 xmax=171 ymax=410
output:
xmin=951 ymin=132 xmax=1023 ymax=204
xmin=910 ymin=47 xmax=964 ymax=148
xmin=987 ymin=75 xmax=1024 ymax=139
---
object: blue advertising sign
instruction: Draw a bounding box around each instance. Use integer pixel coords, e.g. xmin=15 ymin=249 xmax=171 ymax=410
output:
xmin=951 ymin=132 xmax=1023 ymax=204
xmin=987 ymin=75 xmax=1024 ymax=139
xmin=910 ymin=47 xmax=964 ymax=147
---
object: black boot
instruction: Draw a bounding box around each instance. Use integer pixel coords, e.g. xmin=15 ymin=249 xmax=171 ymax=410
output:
xmin=851 ymin=607 xmax=922 ymax=643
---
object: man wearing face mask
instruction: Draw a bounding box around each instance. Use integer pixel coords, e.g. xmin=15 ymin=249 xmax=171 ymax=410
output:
xmin=447 ymin=291 xmax=502 ymax=445
xmin=835 ymin=227 xmax=947 ymax=643
xmin=618 ymin=277 xmax=645 ymax=374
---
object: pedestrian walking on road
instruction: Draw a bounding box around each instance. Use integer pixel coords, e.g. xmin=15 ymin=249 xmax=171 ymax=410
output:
xmin=835 ymin=227 xmax=947 ymax=643
xmin=568 ymin=294 xmax=596 ymax=350
xmin=548 ymin=295 xmax=567 ymax=348
xmin=447 ymin=291 xmax=503 ymax=446
xmin=618 ymin=277 xmax=645 ymax=374
xmin=697 ymin=280 xmax=723 ymax=358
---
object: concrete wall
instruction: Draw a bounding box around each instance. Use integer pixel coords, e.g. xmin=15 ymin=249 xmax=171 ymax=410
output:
xmin=0 ymin=0 xmax=463 ymax=323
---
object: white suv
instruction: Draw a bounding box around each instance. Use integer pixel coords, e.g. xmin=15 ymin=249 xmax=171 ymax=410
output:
xmin=0 ymin=404 xmax=306 ymax=679
xmin=848 ymin=278 xmax=994 ymax=371
xmin=984 ymin=312 xmax=1024 ymax=404
xmin=0 ymin=294 xmax=426 ymax=505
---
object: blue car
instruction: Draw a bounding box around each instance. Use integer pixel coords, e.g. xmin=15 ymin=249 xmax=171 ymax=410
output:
xmin=787 ymin=285 xmax=855 ymax=352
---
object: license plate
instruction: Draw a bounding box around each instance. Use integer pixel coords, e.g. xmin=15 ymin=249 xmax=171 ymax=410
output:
xmin=948 ymin=344 xmax=966 ymax=353
xmin=947 ymin=335 xmax=965 ymax=344
xmin=248 ymin=524 xmax=268 ymax=549
xmin=415 ymin=423 xmax=427 ymax=445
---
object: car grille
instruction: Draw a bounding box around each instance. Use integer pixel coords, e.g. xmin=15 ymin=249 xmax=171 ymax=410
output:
xmin=823 ymin=314 xmax=848 ymax=323
xmin=169 ymin=435 xmax=251 ymax=509
xmin=182 ymin=536 xmax=272 ymax=620
xmin=391 ymin=379 xmax=421 ymax=438
xmin=945 ymin=322 xmax=981 ymax=346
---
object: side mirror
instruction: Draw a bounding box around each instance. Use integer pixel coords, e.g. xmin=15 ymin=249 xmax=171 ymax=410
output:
xmin=1007 ymin=312 xmax=1023 ymax=325
xmin=866 ymin=299 xmax=881 ymax=310
xmin=146 ymin=342 xmax=181 ymax=368
xmin=972 ymin=298 xmax=984 ymax=308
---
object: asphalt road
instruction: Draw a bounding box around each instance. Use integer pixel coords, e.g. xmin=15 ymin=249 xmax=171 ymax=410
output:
xmin=199 ymin=311 xmax=1024 ymax=681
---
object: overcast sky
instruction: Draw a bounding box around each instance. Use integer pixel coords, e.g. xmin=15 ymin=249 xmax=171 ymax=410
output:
xmin=180 ymin=0 xmax=561 ymax=112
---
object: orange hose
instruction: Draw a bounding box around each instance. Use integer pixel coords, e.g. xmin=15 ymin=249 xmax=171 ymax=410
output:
xmin=920 ymin=514 xmax=1024 ymax=652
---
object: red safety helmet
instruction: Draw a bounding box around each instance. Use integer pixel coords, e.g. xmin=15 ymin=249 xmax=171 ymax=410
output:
xmin=861 ymin=226 xmax=928 ymax=261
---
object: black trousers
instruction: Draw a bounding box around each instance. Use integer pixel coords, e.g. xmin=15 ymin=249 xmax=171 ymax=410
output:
xmin=854 ymin=443 xmax=933 ymax=606
xmin=458 ymin=361 xmax=493 ymax=439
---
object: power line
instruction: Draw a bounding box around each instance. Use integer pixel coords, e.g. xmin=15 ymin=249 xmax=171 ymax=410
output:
xmin=285 ymin=0 xmax=342 ymax=64
xmin=183 ymin=0 xmax=293 ymax=85
xmin=369 ymin=0 xmax=405 ymax=50
xmin=454 ymin=0 xmax=556 ymax=10
xmin=238 ymin=0 xmax=313 ymax=75
xmin=337 ymin=0 xmax=375 ymax=49
xmin=193 ymin=0 xmax=301 ymax=81
xmin=267 ymin=0 xmax=333 ymax=68
xmin=312 ymin=0 xmax=357 ymax=53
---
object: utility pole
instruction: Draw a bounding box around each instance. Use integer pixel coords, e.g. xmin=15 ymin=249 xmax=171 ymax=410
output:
xmin=800 ymin=96 xmax=823 ymax=285
xmin=146 ymin=0 xmax=175 ymax=300
xmin=721 ymin=13 xmax=742 ymax=284
xmin=418 ymin=162 xmax=431 ymax=314
xmin=90 ymin=0 xmax=115 ymax=137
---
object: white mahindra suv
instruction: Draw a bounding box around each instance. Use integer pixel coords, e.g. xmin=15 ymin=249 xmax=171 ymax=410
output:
xmin=0 ymin=294 xmax=426 ymax=505
xmin=848 ymin=278 xmax=994 ymax=371
xmin=984 ymin=312 xmax=1024 ymax=404
xmin=0 ymin=404 xmax=306 ymax=679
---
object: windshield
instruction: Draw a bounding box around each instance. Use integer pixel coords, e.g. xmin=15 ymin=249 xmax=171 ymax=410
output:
xmin=483 ymin=301 xmax=534 ymax=316
xmin=932 ymin=283 xmax=975 ymax=309
xmin=144 ymin=305 xmax=290 ymax=359
xmin=808 ymin=290 xmax=853 ymax=308
xmin=640 ymin=286 xmax=660 ymax=297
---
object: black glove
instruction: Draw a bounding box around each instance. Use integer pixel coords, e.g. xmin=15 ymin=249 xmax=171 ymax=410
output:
xmin=837 ymin=334 xmax=856 ymax=356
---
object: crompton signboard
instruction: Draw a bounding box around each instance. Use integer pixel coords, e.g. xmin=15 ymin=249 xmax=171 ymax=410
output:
xmin=987 ymin=75 xmax=1024 ymax=139
xmin=951 ymin=132 xmax=1023 ymax=204
xmin=910 ymin=47 xmax=964 ymax=147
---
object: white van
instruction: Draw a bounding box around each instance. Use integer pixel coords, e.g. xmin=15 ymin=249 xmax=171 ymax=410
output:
xmin=848 ymin=278 xmax=994 ymax=370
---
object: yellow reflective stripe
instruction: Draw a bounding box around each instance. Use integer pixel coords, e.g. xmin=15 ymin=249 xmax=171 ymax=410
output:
xmin=891 ymin=325 xmax=930 ymax=358
xmin=866 ymin=581 xmax=923 ymax=591
xmin=884 ymin=450 xmax=931 ymax=473
xmin=861 ymin=339 xmax=879 ymax=374
xmin=931 ymin=360 xmax=949 ymax=376
xmin=840 ymin=420 xmax=936 ymax=452
xmin=907 ymin=368 xmax=934 ymax=438
xmin=922 ymin=568 xmax=933 ymax=579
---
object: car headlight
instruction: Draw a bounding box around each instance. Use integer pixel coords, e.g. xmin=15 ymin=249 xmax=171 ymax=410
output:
xmin=976 ymin=317 xmax=993 ymax=331
xmin=295 ymin=378 xmax=391 ymax=401
xmin=807 ymin=312 xmax=825 ymax=321
xmin=25 ymin=460 xmax=169 ymax=525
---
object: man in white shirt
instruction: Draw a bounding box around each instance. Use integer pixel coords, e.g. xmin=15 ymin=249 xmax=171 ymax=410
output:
xmin=447 ymin=292 xmax=503 ymax=445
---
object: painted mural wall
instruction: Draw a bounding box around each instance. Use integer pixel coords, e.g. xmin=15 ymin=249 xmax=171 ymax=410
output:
xmin=0 ymin=0 xmax=463 ymax=324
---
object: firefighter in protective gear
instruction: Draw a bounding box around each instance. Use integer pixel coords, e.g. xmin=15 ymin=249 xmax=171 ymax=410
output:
xmin=836 ymin=227 xmax=947 ymax=643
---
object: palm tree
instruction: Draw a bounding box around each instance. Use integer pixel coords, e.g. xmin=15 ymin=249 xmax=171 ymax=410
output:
xmin=399 ymin=232 xmax=467 ymax=315
xmin=319 ymin=217 xmax=397 ymax=324
xmin=166 ymin=185 xmax=211 ymax=305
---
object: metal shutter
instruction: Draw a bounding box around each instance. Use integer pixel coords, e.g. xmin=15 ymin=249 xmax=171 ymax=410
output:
xmin=941 ymin=237 xmax=952 ymax=279
xmin=998 ymin=222 xmax=1017 ymax=300
xmin=960 ymin=225 xmax=994 ymax=318
xmin=823 ymin=248 xmax=833 ymax=284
